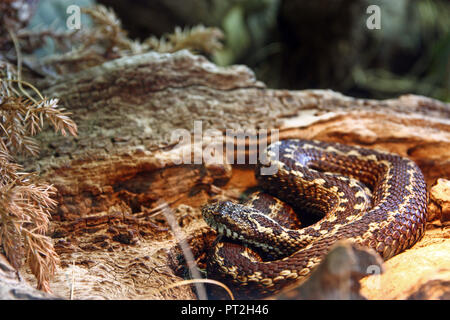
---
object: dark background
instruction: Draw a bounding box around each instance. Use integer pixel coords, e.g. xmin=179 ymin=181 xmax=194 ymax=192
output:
xmin=32 ymin=0 xmax=450 ymax=101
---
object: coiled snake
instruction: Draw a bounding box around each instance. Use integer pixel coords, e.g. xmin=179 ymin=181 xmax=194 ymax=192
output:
xmin=202 ymin=140 xmax=428 ymax=298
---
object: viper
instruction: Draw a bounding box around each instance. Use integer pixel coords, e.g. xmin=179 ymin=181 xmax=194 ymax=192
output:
xmin=202 ymin=139 xmax=428 ymax=298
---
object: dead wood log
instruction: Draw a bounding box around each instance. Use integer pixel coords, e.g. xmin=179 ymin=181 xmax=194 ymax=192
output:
xmin=7 ymin=50 xmax=450 ymax=299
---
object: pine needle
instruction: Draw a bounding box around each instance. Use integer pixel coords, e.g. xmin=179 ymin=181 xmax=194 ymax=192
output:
xmin=0 ymin=29 xmax=78 ymax=293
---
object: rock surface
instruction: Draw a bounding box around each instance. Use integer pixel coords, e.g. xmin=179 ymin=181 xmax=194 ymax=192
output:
xmin=276 ymin=241 xmax=384 ymax=300
xmin=428 ymin=179 xmax=450 ymax=222
xmin=360 ymin=225 xmax=450 ymax=299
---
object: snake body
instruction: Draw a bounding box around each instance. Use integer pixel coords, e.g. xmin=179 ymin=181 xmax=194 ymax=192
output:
xmin=202 ymin=139 xmax=428 ymax=298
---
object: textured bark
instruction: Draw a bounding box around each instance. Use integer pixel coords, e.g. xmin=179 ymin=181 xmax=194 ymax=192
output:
xmin=6 ymin=50 xmax=450 ymax=299
xmin=33 ymin=50 xmax=450 ymax=194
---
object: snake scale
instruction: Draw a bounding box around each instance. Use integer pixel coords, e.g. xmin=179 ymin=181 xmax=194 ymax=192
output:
xmin=202 ymin=139 xmax=428 ymax=298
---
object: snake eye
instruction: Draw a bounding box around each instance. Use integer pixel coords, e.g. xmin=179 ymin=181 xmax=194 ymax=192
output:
xmin=202 ymin=201 xmax=224 ymax=218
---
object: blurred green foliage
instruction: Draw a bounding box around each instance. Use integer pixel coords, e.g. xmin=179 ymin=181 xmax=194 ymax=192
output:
xmin=213 ymin=0 xmax=279 ymax=66
xmin=211 ymin=0 xmax=449 ymax=101
xmin=350 ymin=0 xmax=449 ymax=101
xmin=30 ymin=0 xmax=450 ymax=101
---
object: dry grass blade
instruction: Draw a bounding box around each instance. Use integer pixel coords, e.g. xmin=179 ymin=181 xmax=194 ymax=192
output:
xmin=158 ymin=200 xmax=208 ymax=300
xmin=163 ymin=279 xmax=234 ymax=300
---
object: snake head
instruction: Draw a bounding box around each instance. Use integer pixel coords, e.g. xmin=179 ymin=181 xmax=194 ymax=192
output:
xmin=202 ymin=200 xmax=249 ymax=236
xmin=202 ymin=200 xmax=289 ymax=256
